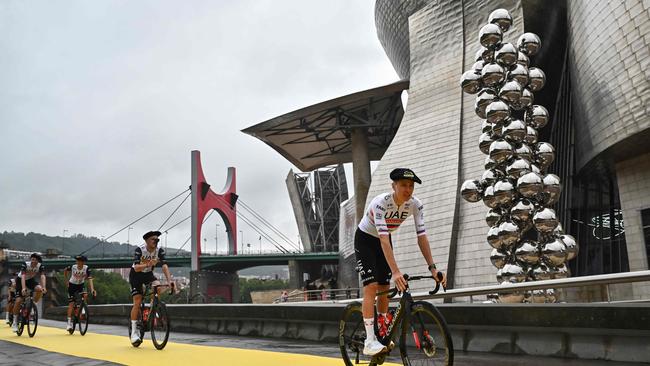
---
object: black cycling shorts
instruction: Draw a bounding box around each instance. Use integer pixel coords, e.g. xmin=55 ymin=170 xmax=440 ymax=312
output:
xmin=129 ymin=269 xmax=158 ymax=297
xmin=68 ymin=283 xmax=85 ymax=302
xmin=354 ymin=228 xmax=392 ymax=286
xmin=15 ymin=277 xmax=39 ymax=296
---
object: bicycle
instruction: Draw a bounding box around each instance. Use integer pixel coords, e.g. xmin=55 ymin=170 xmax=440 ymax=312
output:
xmin=339 ymin=273 xmax=454 ymax=366
xmin=15 ymin=290 xmax=38 ymax=338
xmin=68 ymin=291 xmax=90 ymax=335
xmin=127 ymin=284 xmax=171 ymax=350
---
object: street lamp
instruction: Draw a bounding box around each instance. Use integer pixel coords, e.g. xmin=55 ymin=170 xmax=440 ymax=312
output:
xmin=100 ymin=235 xmax=105 ymax=258
xmin=215 ymin=223 xmax=220 ymax=255
xmin=239 ymin=230 xmax=243 ymax=255
xmin=127 ymin=226 xmax=133 ymax=255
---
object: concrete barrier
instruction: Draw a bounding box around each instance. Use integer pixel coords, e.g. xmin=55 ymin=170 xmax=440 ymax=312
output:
xmin=45 ymin=302 xmax=650 ymax=363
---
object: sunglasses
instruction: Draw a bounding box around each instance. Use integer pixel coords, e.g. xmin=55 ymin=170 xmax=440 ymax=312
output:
xmin=150 ymin=238 xmax=160 ymax=243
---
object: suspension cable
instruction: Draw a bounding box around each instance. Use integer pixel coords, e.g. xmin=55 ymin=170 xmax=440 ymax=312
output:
xmin=157 ymin=192 xmax=191 ymax=231
xmin=238 ymin=199 xmax=302 ymax=251
xmin=80 ymin=188 xmax=190 ymax=255
xmin=161 ymin=215 xmax=191 ymax=233
xmin=174 ymin=210 xmax=215 ymax=255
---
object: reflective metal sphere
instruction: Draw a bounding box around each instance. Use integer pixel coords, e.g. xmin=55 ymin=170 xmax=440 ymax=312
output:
xmin=475 ymin=88 xmax=498 ymax=118
xmin=473 ymin=61 xmax=485 ymax=74
xmin=479 ymin=23 xmax=503 ymax=49
xmin=506 ymin=158 xmax=531 ymax=179
xmin=517 ymin=32 xmax=541 ymax=55
xmin=531 ymin=264 xmax=552 ymax=281
xmin=536 ymin=142 xmax=556 ymax=168
xmin=513 ymin=87 xmax=534 ymax=110
xmin=486 ymin=208 xmax=502 ymax=227
xmin=510 ymin=198 xmax=535 ymax=224
xmin=495 ymin=42 xmax=518 ymax=67
xmin=517 ymin=51 xmax=530 ymax=67
xmin=528 ymin=67 xmax=546 ymax=92
xmin=501 ymin=263 xmax=526 ymax=282
xmin=503 ymin=118 xmax=527 ymax=144
xmin=483 ymin=185 xmax=499 ymax=209
xmin=526 ymin=105 xmax=549 ymax=129
xmin=545 ymin=289 xmax=556 ymax=303
xmin=476 ymin=46 xmax=494 ymax=63
xmin=508 ymin=64 xmax=529 ymax=86
xmin=492 ymin=120 xmax=505 ymax=137
xmin=499 ymin=288 xmax=525 ymax=303
xmin=486 ymin=100 xmax=511 ymax=124
xmin=531 ymin=289 xmax=546 ymax=303
xmin=484 ymin=155 xmax=497 ymax=170
xmin=514 ymin=143 xmax=534 ymax=161
xmin=560 ymin=234 xmax=579 ymax=260
xmin=534 ymin=208 xmax=559 ymax=233
xmin=498 ymin=220 xmax=520 ymax=247
xmin=489 ymin=139 xmax=514 ymax=164
xmin=553 ymin=264 xmax=569 ymax=279
xmin=490 ymin=248 xmax=508 ymax=269
xmin=481 ymin=120 xmax=492 ymax=133
xmin=525 ymin=125 xmax=538 ymax=145
xmin=542 ymin=237 xmax=567 ymax=266
xmin=479 ymin=132 xmax=494 ymax=154
xmin=481 ymin=62 xmax=506 ymax=87
xmin=499 ymin=80 xmax=523 ymax=104
xmin=553 ymin=222 xmax=565 ymax=236
xmin=543 ymin=174 xmax=562 ymax=205
xmin=515 ymin=240 xmax=540 ymax=265
xmin=489 ymin=8 xmax=513 ymax=32
xmin=487 ymin=225 xmax=503 ymax=249
xmin=461 ymin=179 xmax=483 ymax=203
xmin=517 ymin=172 xmax=543 ymax=198
xmin=529 ymin=163 xmax=542 ymax=174
xmin=494 ymin=179 xmax=516 ymax=205
xmin=461 ymin=70 xmax=483 ymax=94
xmin=481 ymin=168 xmax=503 ymax=186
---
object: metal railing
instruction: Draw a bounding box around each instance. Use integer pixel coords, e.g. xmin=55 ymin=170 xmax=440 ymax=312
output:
xmin=327 ymin=270 xmax=650 ymax=304
xmin=274 ymin=288 xmax=361 ymax=303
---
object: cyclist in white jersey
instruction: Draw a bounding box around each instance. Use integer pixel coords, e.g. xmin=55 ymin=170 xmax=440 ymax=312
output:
xmin=355 ymin=168 xmax=447 ymax=356
xmin=64 ymin=255 xmax=96 ymax=331
xmin=12 ymin=253 xmax=47 ymax=333
xmin=129 ymin=230 xmax=174 ymax=345
xmin=5 ymin=274 xmax=17 ymax=324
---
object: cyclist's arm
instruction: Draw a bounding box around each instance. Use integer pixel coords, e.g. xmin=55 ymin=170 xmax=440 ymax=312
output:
xmin=88 ymin=278 xmax=95 ymax=294
xmin=158 ymin=248 xmax=172 ymax=283
xmin=378 ymin=235 xmax=407 ymax=291
xmin=416 ymin=235 xmax=436 ymax=270
xmin=161 ymin=264 xmax=172 ymax=284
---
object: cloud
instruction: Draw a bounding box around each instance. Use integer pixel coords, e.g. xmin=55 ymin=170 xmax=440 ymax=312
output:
xmin=0 ymin=0 xmax=398 ymax=252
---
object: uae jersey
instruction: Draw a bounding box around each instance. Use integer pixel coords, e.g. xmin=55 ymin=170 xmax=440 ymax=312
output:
xmin=19 ymin=261 xmax=45 ymax=280
xmin=358 ymin=193 xmax=427 ymax=238
xmin=66 ymin=264 xmax=92 ymax=285
xmin=132 ymin=244 xmax=167 ymax=273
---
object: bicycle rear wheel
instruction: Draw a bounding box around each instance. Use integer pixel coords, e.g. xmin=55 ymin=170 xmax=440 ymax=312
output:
xmin=150 ymin=303 xmax=170 ymax=350
xmin=339 ymin=301 xmax=378 ymax=366
xmin=27 ymin=302 xmax=38 ymax=338
xmin=78 ymin=303 xmax=89 ymax=336
xmin=400 ymin=301 xmax=453 ymax=366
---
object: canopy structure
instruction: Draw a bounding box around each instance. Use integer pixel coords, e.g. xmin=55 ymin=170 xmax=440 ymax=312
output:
xmin=243 ymin=80 xmax=409 ymax=221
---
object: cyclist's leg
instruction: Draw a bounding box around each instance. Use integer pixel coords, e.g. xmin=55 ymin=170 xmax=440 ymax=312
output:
xmin=129 ymin=269 xmax=145 ymax=321
xmin=31 ymin=279 xmax=43 ymax=303
xmin=66 ymin=283 xmax=76 ymax=318
xmin=375 ymin=241 xmax=392 ymax=315
xmin=13 ymin=280 xmax=24 ymax=316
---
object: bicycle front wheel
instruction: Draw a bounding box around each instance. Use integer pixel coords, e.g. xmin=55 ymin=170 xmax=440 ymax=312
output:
xmin=150 ymin=303 xmax=170 ymax=350
xmin=78 ymin=303 xmax=89 ymax=336
xmin=400 ymin=301 xmax=453 ymax=366
xmin=339 ymin=301 xmax=378 ymax=366
xmin=27 ymin=302 xmax=38 ymax=338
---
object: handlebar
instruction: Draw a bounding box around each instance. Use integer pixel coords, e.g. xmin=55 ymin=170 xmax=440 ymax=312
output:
xmin=378 ymin=272 xmax=446 ymax=299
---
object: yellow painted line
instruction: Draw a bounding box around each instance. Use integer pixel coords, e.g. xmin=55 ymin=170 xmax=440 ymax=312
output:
xmin=1 ymin=325 xmax=400 ymax=366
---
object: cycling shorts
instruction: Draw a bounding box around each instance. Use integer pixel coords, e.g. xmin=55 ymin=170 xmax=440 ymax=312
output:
xmin=15 ymin=278 xmax=39 ymax=296
xmin=354 ymin=228 xmax=392 ymax=286
xmin=129 ymin=269 xmax=158 ymax=297
xmin=68 ymin=283 xmax=85 ymax=302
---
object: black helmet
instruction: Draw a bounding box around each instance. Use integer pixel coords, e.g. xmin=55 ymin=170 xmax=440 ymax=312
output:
xmin=30 ymin=253 xmax=43 ymax=263
xmin=75 ymin=255 xmax=88 ymax=262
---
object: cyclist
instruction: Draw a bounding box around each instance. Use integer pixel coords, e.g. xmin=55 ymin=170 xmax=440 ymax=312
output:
xmin=129 ymin=230 xmax=173 ymax=345
xmin=355 ymin=168 xmax=447 ymax=356
xmin=11 ymin=253 xmax=47 ymax=333
xmin=64 ymin=255 xmax=97 ymax=331
xmin=5 ymin=274 xmax=17 ymax=324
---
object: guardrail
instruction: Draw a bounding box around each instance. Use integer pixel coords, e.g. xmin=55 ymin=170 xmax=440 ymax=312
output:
xmin=323 ymin=270 xmax=650 ymax=304
xmin=273 ymin=288 xmax=361 ymax=303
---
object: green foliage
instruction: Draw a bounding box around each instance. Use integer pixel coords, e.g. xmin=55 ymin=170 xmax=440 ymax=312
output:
xmin=239 ymin=277 xmax=288 ymax=303
xmin=54 ymin=270 xmax=131 ymax=305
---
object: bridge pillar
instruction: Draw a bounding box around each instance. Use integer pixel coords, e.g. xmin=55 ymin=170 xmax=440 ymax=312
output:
xmin=190 ymin=270 xmax=240 ymax=303
xmin=190 ymin=150 xmax=238 ymax=271
xmin=288 ymin=260 xmax=323 ymax=290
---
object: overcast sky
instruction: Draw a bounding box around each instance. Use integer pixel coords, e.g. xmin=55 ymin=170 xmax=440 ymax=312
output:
xmin=0 ymin=0 xmax=398 ymax=254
